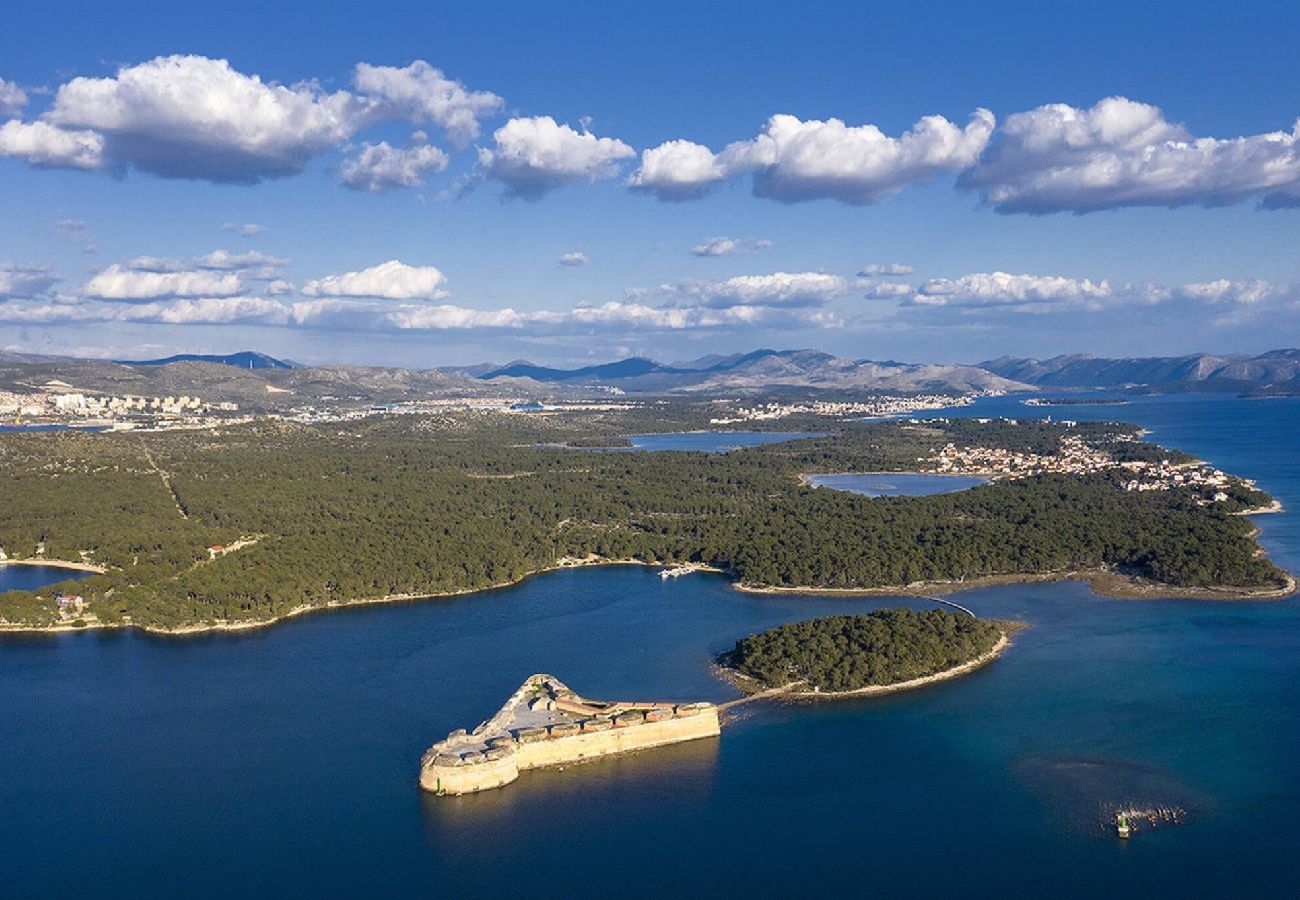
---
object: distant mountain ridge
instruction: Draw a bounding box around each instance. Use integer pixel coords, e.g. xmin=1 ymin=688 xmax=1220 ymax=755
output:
xmin=119 ymin=351 xmax=296 ymax=370
xmin=477 ymin=348 xmax=1027 ymax=394
xmin=4 ymin=347 xmax=1298 ymax=405
xmin=980 ymin=350 xmax=1300 ymax=393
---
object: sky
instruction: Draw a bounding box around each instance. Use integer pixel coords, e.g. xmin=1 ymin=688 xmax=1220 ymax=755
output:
xmin=1 ymin=0 xmax=1299 ymax=367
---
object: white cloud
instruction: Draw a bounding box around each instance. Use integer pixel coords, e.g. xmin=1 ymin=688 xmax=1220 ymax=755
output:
xmin=627 ymin=139 xmax=731 ymax=200
xmin=0 ymin=120 xmax=104 ymax=169
xmin=909 ymin=272 xmax=1113 ymax=309
xmin=116 ymin=296 xmax=288 ymax=325
xmin=339 ymin=136 xmax=449 ymax=192
xmin=690 ymin=236 xmax=772 ymax=257
xmin=0 ymin=295 xmax=288 ymax=326
xmin=302 ymin=259 xmax=449 ymax=300
xmin=125 ymin=249 xmax=288 ymax=276
xmin=222 ymin=222 xmax=265 ymax=237
xmin=859 ymin=262 xmax=913 ymax=276
xmin=858 ymin=279 xmax=916 ymax=299
xmin=559 ymin=251 xmax=588 ymax=267
xmin=961 ymin=96 xmax=1300 ymax=213
xmin=383 ymin=303 xmax=527 ymax=330
xmin=353 ymin=61 xmax=502 ymax=147
xmin=1174 ymin=279 xmax=1289 ymax=305
xmin=0 ymin=263 xmax=58 ymax=299
xmin=23 ymin=55 xmax=368 ymax=182
xmin=83 ymin=264 xmax=244 ymax=301
xmin=630 ymin=110 xmax=994 ymax=204
xmin=0 ymin=77 xmax=27 ymax=118
xmin=663 ymin=271 xmax=848 ymax=309
xmin=476 ymin=116 xmax=635 ymax=198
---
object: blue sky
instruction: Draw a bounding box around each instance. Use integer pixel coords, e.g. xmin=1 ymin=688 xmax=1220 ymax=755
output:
xmin=1 ymin=0 xmax=1298 ymax=366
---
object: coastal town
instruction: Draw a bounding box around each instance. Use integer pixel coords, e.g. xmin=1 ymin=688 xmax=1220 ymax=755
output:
xmin=0 ymin=386 xmax=243 ymax=431
xmin=925 ymin=432 xmax=1244 ymax=500
xmin=708 ymin=392 xmax=986 ymax=424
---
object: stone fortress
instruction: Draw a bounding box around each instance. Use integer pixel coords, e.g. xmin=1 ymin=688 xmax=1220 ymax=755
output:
xmin=419 ymin=674 xmax=721 ymax=795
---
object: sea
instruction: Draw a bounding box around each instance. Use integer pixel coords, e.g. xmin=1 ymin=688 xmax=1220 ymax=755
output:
xmin=2 ymin=393 xmax=1298 ymax=897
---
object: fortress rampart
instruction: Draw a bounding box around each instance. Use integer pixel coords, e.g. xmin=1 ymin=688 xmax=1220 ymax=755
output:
xmin=419 ymin=674 xmax=721 ymax=795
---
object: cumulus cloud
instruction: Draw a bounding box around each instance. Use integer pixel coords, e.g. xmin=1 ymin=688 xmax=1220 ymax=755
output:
xmin=908 ymin=272 xmax=1113 ymax=309
xmin=352 ymin=61 xmax=502 ymax=147
xmin=662 ymin=271 xmax=848 ymax=309
xmin=627 ymin=139 xmax=731 ymax=200
xmin=83 ymin=264 xmax=244 ymax=301
xmin=0 ymin=295 xmax=289 ymax=326
xmin=559 ymin=251 xmax=588 ymax=267
xmin=0 ymin=77 xmax=27 ymax=117
xmin=858 ymin=262 xmax=913 ymax=276
xmin=0 ymin=120 xmax=104 ymax=169
xmin=125 ymin=249 xmax=288 ymax=276
xmin=339 ymin=135 xmax=449 ymax=192
xmin=961 ymin=96 xmax=1300 ymax=213
xmin=0 ymin=263 xmax=58 ymax=299
xmin=222 ymin=222 xmax=265 ymax=237
xmin=0 ymin=56 xmax=495 ymax=185
xmin=1173 ymin=279 xmax=1290 ymax=305
xmin=690 ymin=236 xmax=772 ymax=257
xmin=630 ymin=110 xmax=994 ymax=204
xmin=34 ymin=55 xmax=369 ymax=183
xmin=475 ymin=116 xmax=635 ymax=198
xmin=858 ymin=278 xmax=916 ymax=299
xmin=302 ymin=259 xmax=449 ymax=300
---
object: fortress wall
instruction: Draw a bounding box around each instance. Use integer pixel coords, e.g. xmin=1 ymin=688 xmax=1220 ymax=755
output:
xmin=420 ymin=707 xmax=721 ymax=795
xmin=516 ymin=708 xmax=721 ymax=771
xmin=420 ymin=751 xmax=519 ymax=795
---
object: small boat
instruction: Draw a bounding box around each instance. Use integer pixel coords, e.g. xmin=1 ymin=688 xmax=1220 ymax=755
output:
xmin=1116 ymin=812 xmax=1132 ymax=839
xmin=658 ymin=566 xmax=694 ymax=579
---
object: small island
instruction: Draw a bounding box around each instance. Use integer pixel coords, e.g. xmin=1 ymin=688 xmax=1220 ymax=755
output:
xmin=719 ymin=609 xmax=1014 ymax=697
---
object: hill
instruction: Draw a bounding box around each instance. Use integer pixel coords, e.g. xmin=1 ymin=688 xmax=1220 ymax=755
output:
xmin=981 ymin=350 xmax=1300 ymax=394
xmin=477 ymin=349 xmax=1027 ymax=394
xmin=120 ymin=351 xmax=296 ymax=370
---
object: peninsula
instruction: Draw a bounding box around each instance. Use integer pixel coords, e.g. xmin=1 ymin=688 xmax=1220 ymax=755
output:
xmin=0 ymin=406 xmax=1290 ymax=632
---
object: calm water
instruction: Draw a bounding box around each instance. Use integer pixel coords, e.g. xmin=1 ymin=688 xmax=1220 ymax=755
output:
xmin=806 ymin=472 xmax=988 ymax=497
xmin=0 ymin=564 xmax=92 ymax=592
xmin=538 ymin=431 xmax=821 ymax=454
xmin=627 ymin=431 xmax=822 ymax=451
xmin=2 ymin=394 xmax=1299 ymax=897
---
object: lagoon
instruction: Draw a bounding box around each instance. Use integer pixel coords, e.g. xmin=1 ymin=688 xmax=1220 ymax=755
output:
xmin=0 ymin=564 xmax=93 ymax=593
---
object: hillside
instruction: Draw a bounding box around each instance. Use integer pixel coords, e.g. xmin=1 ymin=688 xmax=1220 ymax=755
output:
xmin=981 ymin=350 xmax=1300 ymax=394
xmin=477 ymin=349 xmax=1028 ymax=394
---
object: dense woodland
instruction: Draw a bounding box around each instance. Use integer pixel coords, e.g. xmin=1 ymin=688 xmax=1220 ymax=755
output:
xmin=0 ymin=403 xmax=1285 ymax=628
xmin=724 ymin=609 xmax=1006 ymax=691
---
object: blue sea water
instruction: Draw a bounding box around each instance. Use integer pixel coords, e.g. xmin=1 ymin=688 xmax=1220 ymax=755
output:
xmin=2 ymin=394 xmax=1298 ymax=897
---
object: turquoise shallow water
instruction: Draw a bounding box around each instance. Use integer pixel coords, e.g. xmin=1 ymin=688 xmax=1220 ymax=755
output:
xmin=1 ymin=394 xmax=1298 ymax=897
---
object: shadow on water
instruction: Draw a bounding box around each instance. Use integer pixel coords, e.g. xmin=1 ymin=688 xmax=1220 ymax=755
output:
xmin=420 ymin=735 xmax=721 ymax=839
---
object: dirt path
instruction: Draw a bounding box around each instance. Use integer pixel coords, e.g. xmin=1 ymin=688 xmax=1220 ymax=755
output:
xmin=139 ymin=442 xmax=188 ymax=520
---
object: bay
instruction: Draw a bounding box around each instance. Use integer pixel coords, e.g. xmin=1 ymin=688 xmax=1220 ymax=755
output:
xmin=2 ymin=393 xmax=1297 ymax=897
